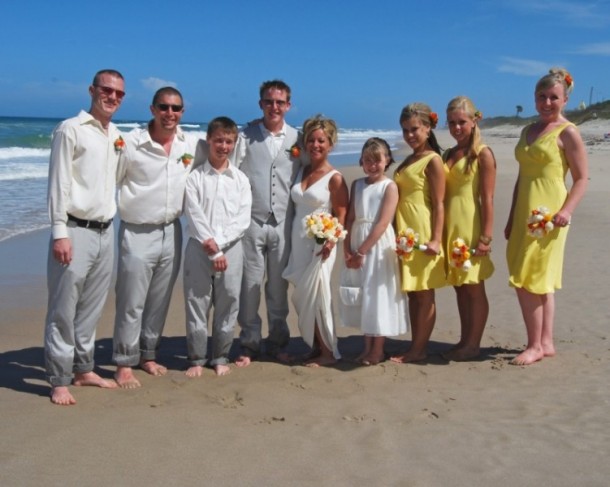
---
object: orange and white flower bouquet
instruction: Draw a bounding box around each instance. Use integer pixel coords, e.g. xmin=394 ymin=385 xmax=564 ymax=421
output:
xmin=527 ymin=206 xmax=554 ymax=238
xmin=449 ymin=237 xmax=474 ymax=271
xmin=396 ymin=228 xmax=427 ymax=261
xmin=304 ymin=211 xmax=347 ymax=245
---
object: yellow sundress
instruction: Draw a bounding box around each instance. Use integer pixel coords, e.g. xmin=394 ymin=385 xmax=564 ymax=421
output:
xmin=506 ymin=122 xmax=572 ymax=294
xmin=443 ymin=145 xmax=494 ymax=286
xmin=394 ymin=153 xmax=446 ymax=292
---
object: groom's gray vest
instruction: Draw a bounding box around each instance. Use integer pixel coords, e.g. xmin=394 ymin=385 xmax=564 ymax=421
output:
xmin=239 ymin=123 xmax=301 ymax=224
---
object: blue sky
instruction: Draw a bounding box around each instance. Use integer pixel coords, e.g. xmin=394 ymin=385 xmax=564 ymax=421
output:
xmin=1 ymin=0 xmax=609 ymax=128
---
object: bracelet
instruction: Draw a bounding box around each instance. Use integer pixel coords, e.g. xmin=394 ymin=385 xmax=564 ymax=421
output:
xmin=479 ymin=235 xmax=492 ymax=245
xmin=355 ymin=251 xmax=365 ymax=258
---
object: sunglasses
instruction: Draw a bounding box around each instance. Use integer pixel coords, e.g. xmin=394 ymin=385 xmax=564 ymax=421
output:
xmin=261 ymin=99 xmax=288 ymax=107
xmin=94 ymin=85 xmax=126 ymax=99
xmin=156 ymin=104 xmax=184 ymax=112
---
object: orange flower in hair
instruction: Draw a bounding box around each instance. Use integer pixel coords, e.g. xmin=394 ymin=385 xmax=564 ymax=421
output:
xmin=429 ymin=112 xmax=439 ymax=129
xmin=564 ymin=73 xmax=573 ymax=88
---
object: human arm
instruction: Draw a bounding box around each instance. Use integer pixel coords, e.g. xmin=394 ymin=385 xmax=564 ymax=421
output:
xmin=343 ymin=181 xmax=358 ymax=268
xmin=319 ymin=171 xmax=349 ymax=261
xmin=184 ymin=170 xmax=217 ymax=255
xmin=424 ymin=155 xmax=445 ymax=255
xmin=475 ymin=147 xmax=496 ymax=255
xmin=504 ymin=177 xmax=519 ymax=240
xmin=556 ymin=125 xmax=589 ymax=225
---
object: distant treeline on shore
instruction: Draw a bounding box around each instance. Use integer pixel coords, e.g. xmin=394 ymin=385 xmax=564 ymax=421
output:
xmin=480 ymin=99 xmax=610 ymax=128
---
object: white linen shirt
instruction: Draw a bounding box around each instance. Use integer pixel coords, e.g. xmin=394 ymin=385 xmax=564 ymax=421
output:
xmin=184 ymin=160 xmax=252 ymax=249
xmin=117 ymin=125 xmax=199 ymax=225
xmin=47 ymin=110 xmax=122 ymax=239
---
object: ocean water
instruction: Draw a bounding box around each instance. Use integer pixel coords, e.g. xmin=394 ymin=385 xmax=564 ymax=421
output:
xmin=0 ymin=115 xmax=402 ymax=242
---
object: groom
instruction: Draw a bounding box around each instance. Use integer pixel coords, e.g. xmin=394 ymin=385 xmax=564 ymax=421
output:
xmin=232 ymin=80 xmax=302 ymax=366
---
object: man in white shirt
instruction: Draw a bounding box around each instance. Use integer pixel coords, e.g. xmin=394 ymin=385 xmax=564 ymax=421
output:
xmin=183 ymin=117 xmax=252 ymax=376
xmin=113 ymin=87 xmax=199 ymax=388
xmin=45 ymin=69 xmax=125 ymax=405
xmin=231 ymin=80 xmax=302 ymax=366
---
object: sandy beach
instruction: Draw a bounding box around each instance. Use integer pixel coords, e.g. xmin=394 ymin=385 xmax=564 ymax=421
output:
xmin=1 ymin=122 xmax=609 ymax=486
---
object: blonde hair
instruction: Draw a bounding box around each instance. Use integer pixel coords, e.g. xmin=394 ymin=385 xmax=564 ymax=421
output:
xmin=360 ymin=137 xmax=395 ymax=171
xmin=446 ymin=95 xmax=483 ymax=174
xmin=399 ymin=102 xmax=442 ymax=154
xmin=535 ymin=67 xmax=574 ymax=96
xmin=302 ymin=114 xmax=338 ymax=147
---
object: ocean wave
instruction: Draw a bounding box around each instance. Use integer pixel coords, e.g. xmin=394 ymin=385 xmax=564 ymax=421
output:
xmin=0 ymin=162 xmax=48 ymax=181
xmin=0 ymin=147 xmax=50 ymax=160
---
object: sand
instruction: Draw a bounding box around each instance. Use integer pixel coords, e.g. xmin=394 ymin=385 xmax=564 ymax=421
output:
xmin=1 ymin=122 xmax=609 ymax=486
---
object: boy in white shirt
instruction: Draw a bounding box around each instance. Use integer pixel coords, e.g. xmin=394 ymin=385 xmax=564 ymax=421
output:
xmin=183 ymin=117 xmax=252 ymax=376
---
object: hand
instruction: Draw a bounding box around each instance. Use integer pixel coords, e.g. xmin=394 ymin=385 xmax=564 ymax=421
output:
xmin=317 ymin=241 xmax=335 ymax=261
xmin=345 ymin=252 xmax=364 ymax=269
xmin=553 ymin=210 xmax=572 ymax=228
xmin=424 ymin=240 xmax=441 ymax=256
xmin=203 ymin=238 xmax=220 ymax=256
xmin=504 ymin=220 xmax=512 ymax=240
xmin=474 ymin=241 xmax=491 ymax=256
xmin=53 ymin=238 xmax=72 ymax=265
xmin=213 ymin=255 xmax=228 ymax=272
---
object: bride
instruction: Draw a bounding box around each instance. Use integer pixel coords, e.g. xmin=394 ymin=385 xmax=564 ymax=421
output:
xmin=282 ymin=115 xmax=349 ymax=366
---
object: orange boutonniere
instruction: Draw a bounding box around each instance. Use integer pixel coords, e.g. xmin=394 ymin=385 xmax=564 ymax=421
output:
xmin=286 ymin=144 xmax=301 ymax=158
xmin=429 ymin=112 xmax=439 ymax=129
xmin=179 ymin=153 xmax=194 ymax=167
xmin=564 ymin=73 xmax=573 ymax=89
xmin=114 ymin=136 xmax=125 ymax=153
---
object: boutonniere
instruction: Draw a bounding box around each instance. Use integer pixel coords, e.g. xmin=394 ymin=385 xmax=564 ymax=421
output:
xmin=179 ymin=153 xmax=194 ymax=167
xmin=286 ymin=143 xmax=301 ymax=158
xmin=114 ymin=136 xmax=125 ymax=153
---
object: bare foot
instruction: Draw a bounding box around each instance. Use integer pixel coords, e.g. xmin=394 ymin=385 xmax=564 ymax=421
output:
xmin=185 ymin=365 xmax=204 ymax=378
xmin=50 ymin=386 xmax=76 ymax=406
xmin=73 ymin=371 xmax=118 ymax=389
xmin=510 ymin=347 xmax=544 ymax=366
xmin=235 ymin=355 xmax=252 ymax=368
xmin=442 ymin=346 xmax=481 ymax=362
xmin=389 ymin=351 xmax=427 ymax=364
xmin=114 ymin=366 xmax=141 ymax=389
xmin=214 ymin=364 xmax=231 ymax=376
xmin=140 ymin=360 xmax=167 ymax=376
xmin=542 ymin=343 xmax=556 ymax=357
xmin=361 ymin=352 xmax=384 ymax=366
xmin=305 ymin=355 xmax=337 ymax=368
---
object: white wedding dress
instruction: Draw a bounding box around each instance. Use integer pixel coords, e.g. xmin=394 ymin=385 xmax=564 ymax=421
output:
xmin=282 ymin=169 xmax=341 ymax=359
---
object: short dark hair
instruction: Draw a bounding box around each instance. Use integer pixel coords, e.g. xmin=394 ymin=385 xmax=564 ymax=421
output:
xmin=259 ymin=80 xmax=291 ymax=101
xmin=92 ymin=69 xmax=124 ymax=86
xmin=207 ymin=116 xmax=238 ymax=138
xmin=152 ymin=86 xmax=183 ymax=106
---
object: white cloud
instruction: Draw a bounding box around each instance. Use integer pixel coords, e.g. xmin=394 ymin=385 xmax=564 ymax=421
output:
xmin=141 ymin=77 xmax=177 ymax=91
xmin=502 ymin=0 xmax=610 ymax=26
xmin=572 ymin=42 xmax=610 ymax=55
xmin=497 ymin=57 xmax=553 ymax=76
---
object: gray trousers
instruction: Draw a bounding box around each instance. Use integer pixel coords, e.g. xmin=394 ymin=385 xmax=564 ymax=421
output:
xmin=237 ymin=218 xmax=290 ymax=356
xmin=44 ymin=222 xmax=114 ymax=387
xmin=183 ymin=238 xmax=243 ymax=366
xmin=113 ymin=220 xmax=182 ymax=366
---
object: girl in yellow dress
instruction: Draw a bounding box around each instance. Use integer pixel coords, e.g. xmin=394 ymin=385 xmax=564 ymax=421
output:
xmin=390 ymin=103 xmax=446 ymax=363
xmin=442 ymin=96 xmax=497 ymax=361
xmin=505 ymin=68 xmax=588 ymax=366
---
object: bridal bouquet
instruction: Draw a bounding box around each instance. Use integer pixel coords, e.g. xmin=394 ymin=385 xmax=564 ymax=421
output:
xmin=449 ymin=237 xmax=474 ymax=271
xmin=396 ymin=228 xmax=427 ymax=261
xmin=527 ymin=206 xmax=554 ymax=238
xmin=304 ymin=211 xmax=347 ymax=245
